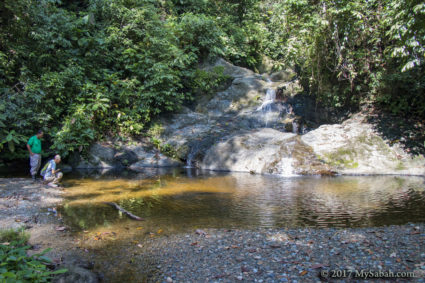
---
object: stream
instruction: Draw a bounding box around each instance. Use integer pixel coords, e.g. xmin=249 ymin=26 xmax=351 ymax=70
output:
xmin=59 ymin=168 xmax=425 ymax=233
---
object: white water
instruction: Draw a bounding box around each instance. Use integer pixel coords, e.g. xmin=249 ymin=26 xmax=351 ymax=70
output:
xmin=280 ymin=157 xmax=297 ymax=177
xmin=257 ymin=79 xmax=277 ymax=127
xmin=257 ymin=79 xmax=276 ymax=112
xmin=292 ymin=120 xmax=298 ymax=134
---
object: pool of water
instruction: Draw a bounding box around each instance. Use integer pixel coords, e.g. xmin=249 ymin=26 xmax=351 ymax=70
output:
xmin=57 ymin=168 xmax=425 ymax=232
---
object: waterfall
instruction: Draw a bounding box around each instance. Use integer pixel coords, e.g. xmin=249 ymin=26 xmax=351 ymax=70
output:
xmin=257 ymin=79 xmax=277 ymax=127
xmin=257 ymin=80 xmax=276 ymax=112
xmin=280 ymin=157 xmax=296 ymax=177
xmin=292 ymin=120 xmax=298 ymax=134
xmin=185 ymin=143 xmax=200 ymax=168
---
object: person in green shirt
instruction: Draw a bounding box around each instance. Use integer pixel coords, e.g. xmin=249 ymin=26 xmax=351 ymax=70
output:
xmin=26 ymin=130 xmax=43 ymax=181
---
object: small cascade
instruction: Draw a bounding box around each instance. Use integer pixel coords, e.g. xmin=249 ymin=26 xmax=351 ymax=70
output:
xmin=280 ymin=157 xmax=297 ymax=177
xmin=185 ymin=143 xmax=200 ymax=168
xmin=257 ymin=79 xmax=276 ymax=112
xmin=257 ymin=79 xmax=277 ymax=127
xmin=292 ymin=120 xmax=298 ymax=134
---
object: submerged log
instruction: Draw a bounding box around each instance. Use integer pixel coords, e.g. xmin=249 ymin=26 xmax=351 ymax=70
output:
xmin=103 ymin=202 xmax=144 ymax=221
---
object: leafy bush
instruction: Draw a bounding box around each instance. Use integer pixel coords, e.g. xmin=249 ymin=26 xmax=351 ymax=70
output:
xmin=261 ymin=0 xmax=425 ymax=114
xmin=0 ymin=0 xmax=423 ymax=161
xmin=0 ymin=229 xmax=67 ymax=282
xmin=0 ymin=228 xmax=30 ymax=244
xmin=189 ymin=66 xmax=230 ymax=98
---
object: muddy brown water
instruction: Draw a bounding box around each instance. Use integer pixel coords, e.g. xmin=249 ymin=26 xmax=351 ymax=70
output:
xmin=57 ymin=168 xmax=425 ymax=232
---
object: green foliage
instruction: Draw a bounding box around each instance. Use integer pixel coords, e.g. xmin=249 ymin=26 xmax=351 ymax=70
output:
xmin=0 ymin=228 xmax=29 ymax=244
xmin=0 ymin=0 xmax=424 ymax=161
xmin=189 ymin=66 xmax=230 ymax=98
xmin=146 ymin=123 xmax=177 ymax=158
xmin=147 ymin=123 xmax=165 ymax=139
xmin=261 ymin=0 xmax=425 ymax=115
xmin=0 ymin=0 xmax=238 ymax=159
xmin=0 ymin=229 xmax=67 ymax=282
xmin=159 ymin=143 xmax=178 ymax=159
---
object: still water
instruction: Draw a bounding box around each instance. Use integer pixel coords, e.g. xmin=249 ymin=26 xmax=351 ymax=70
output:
xmin=58 ymin=168 xmax=425 ymax=232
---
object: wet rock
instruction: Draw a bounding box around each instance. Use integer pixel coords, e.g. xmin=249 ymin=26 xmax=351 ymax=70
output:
xmin=201 ymin=129 xmax=296 ymax=174
xmin=68 ymin=159 xmax=96 ymax=170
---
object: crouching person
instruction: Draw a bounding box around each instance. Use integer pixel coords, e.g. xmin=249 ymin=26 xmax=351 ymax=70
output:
xmin=41 ymin=155 xmax=63 ymax=188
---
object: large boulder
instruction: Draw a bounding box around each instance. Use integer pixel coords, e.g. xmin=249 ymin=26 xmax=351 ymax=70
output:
xmin=200 ymin=58 xmax=255 ymax=79
xmin=200 ymin=128 xmax=332 ymax=175
xmin=113 ymin=150 xmax=138 ymax=166
xmin=129 ymin=151 xmax=182 ymax=169
xmin=89 ymin=144 xmax=115 ymax=162
xmin=301 ymin=113 xmax=425 ymax=175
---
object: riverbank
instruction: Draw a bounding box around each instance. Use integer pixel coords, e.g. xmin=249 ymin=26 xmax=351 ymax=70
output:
xmin=1 ymin=178 xmax=424 ymax=282
xmin=0 ymin=178 xmax=98 ymax=282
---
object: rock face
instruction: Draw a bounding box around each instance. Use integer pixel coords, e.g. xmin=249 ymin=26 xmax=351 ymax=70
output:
xmin=301 ymin=113 xmax=425 ymax=175
xmin=129 ymin=152 xmax=182 ymax=170
xmin=202 ymin=129 xmax=296 ymax=173
xmin=159 ymin=58 xmax=305 ymax=167
xmin=68 ymin=142 xmax=182 ymax=170
xmin=200 ymin=114 xmax=425 ymax=175
xmin=201 ymin=128 xmax=332 ymax=175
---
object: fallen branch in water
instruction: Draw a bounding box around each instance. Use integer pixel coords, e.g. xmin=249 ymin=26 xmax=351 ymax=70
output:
xmin=103 ymin=202 xmax=144 ymax=221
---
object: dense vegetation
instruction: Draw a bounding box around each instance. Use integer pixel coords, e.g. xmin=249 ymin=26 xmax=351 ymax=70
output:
xmin=0 ymin=228 xmax=67 ymax=281
xmin=1 ymin=0 xmax=424 ymax=160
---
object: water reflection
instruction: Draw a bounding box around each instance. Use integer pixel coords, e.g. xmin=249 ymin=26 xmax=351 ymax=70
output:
xmin=59 ymin=169 xmax=425 ymax=231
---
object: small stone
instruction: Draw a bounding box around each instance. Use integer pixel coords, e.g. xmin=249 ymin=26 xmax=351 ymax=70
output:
xmin=166 ymin=277 xmax=173 ymax=282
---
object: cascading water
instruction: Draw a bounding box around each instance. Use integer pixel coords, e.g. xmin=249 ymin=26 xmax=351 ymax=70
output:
xmin=279 ymin=142 xmax=297 ymax=177
xmin=256 ymin=83 xmax=299 ymax=177
xmin=280 ymin=157 xmax=297 ymax=177
xmin=185 ymin=143 xmax=200 ymax=168
xmin=292 ymin=120 xmax=298 ymax=134
xmin=257 ymin=79 xmax=277 ymax=127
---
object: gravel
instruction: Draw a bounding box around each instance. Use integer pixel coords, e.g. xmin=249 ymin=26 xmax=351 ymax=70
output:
xmin=135 ymin=225 xmax=425 ymax=282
